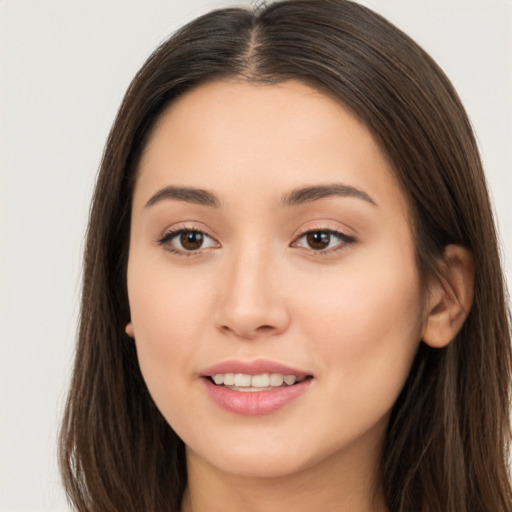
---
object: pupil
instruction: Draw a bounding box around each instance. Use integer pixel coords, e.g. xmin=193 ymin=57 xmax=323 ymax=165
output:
xmin=180 ymin=231 xmax=203 ymax=250
xmin=307 ymin=231 xmax=330 ymax=250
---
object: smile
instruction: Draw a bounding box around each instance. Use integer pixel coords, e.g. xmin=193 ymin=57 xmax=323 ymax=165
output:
xmin=201 ymin=361 xmax=313 ymax=415
xmin=211 ymin=372 xmax=308 ymax=391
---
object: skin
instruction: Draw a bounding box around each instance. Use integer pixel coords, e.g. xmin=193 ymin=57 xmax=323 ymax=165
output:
xmin=126 ymin=80 xmax=471 ymax=512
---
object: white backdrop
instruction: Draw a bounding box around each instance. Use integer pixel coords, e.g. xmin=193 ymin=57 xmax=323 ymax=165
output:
xmin=0 ymin=1 xmax=510 ymax=510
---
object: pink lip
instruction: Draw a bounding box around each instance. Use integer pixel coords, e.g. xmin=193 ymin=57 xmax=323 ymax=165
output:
xmin=200 ymin=359 xmax=313 ymax=416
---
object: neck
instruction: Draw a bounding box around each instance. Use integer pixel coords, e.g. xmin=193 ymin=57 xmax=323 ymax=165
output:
xmin=181 ymin=432 xmax=388 ymax=512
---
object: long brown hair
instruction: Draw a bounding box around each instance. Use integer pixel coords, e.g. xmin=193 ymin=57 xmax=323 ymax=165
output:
xmin=59 ymin=1 xmax=512 ymax=510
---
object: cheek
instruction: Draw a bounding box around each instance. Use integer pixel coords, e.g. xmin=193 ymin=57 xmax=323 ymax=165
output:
xmin=310 ymin=272 xmax=422 ymax=353
xmin=126 ymin=261 xmax=215 ymax=398
xmin=128 ymin=256 xmax=213 ymax=337
xmin=287 ymin=263 xmax=423 ymax=458
xmin=298 ymin=246 xmax=424 ymax=399
xmin=127 ymin=265 xmax=220 ymax=436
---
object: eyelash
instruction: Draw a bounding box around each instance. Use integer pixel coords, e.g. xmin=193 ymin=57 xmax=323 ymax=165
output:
xmin=157 ymin=228 xmax=218 ymax=257
xmin=291 ymin=229 xmax=356 ymax=255
xmin=157 ymin=227 xmax=356 ymax=256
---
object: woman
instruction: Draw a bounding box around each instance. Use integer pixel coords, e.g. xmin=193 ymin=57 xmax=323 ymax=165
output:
xmin=59 ymin=1 xmax=512 ymax=510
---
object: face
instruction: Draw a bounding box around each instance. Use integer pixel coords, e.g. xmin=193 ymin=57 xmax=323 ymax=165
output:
xmin=127 ymin=80 xmax=425 ymax=479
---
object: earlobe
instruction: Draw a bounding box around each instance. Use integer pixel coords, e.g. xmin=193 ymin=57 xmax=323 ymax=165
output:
xmin=422 ymin=244 xmax=474 ymax=348
xmin=125 ymin=322 xmax=135 ymax=338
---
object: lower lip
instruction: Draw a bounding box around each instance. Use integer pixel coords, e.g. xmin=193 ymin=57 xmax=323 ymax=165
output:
xmin=203 ymin=378 xmax=312 ymax=416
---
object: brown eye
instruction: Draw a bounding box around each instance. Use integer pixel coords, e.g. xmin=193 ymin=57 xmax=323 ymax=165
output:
xmin=180 ymin=231 xmax=204 ymax=250
xmin=293 ymin=229 xmax=356 ymax=253
xmin=158 ymin=228 xmax=219 ymax=255
xmin=306 ymin=231 xmax=331 ymax=250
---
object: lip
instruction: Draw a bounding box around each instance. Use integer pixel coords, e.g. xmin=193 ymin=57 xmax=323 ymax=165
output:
xmin=200 ymin=359 xmax=313 ymax=416
xmin=200 ymin=359 xmax=311 ymax=379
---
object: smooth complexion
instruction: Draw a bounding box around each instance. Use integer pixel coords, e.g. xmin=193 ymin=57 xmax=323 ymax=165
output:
xmin=126 ymin=80 xmax=470 ymax=512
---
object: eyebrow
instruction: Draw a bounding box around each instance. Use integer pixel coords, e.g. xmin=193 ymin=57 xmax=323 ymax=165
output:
xmin=144 ymin=183 xmax=377 ymax=209
xmin=282 ymin=183 xmax=378 ymax=207
xmin=145 ymin=186 xmax=220 ymax=208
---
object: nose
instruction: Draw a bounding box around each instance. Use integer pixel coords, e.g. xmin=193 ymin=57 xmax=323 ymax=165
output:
xmin=214 ymin=246 xmax=291 ymax=340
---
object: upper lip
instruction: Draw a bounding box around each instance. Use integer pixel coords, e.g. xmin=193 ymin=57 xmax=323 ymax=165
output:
xmin=201 ymin=359 xmax=312 ymax=379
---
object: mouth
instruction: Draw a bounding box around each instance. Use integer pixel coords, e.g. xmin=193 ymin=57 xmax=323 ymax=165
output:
xmin=207 ymin=372 xmax=313 ymax=392
xmin=200 ymin=360 xmax=313 ymax=415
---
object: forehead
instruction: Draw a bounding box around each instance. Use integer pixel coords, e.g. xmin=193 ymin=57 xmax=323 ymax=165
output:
xmin=135 ymin=79 xmax=408 ymax=217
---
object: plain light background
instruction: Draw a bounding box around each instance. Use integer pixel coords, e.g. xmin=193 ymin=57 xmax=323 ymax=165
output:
xmin=0 ymin=1 xmax=510 ymax=510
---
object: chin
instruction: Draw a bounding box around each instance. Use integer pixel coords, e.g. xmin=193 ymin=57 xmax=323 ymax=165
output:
xmin=189 ymin=443 xmax=317 ymax=479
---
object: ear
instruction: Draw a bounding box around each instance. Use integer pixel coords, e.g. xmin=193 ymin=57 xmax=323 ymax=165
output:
xmin=125 ymin=321 xmax=135 ymax=338
xmin=422 ymin=244 xmax=474 ymax=348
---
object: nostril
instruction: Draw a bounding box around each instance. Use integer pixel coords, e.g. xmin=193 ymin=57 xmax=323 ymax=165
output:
xmin=217 ymin=322 xmax=283 ymax=339
xmin=256 ymin=325 xmax=274 ymax=332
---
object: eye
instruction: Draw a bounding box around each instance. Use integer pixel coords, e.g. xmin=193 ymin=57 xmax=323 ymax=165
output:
xmin=292 ymin=229 xmax=355 ymax=253
xmin=158 ymin=229 xmax=219 ymax=255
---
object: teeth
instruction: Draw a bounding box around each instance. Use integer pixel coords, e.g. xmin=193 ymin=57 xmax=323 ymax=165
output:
xmin=212 ymin=374 xmax=224 ymax=385
xmin=283 ymin=375 xmax=297 ymax=385
xmin=269 ymin=373 xmax=284 ymax=386
xmin=223 ymin=373 xmax=235 ymax=385
xmin=234 ymin=374 xmax=251 ymax=387
xmin=211 ymin=372 xmax=301 ymax=389
xmin=251 ymin=374 xmax=270 ymax=387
